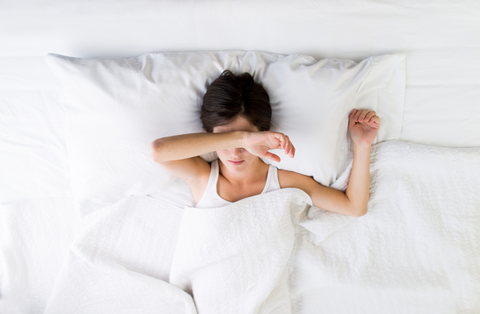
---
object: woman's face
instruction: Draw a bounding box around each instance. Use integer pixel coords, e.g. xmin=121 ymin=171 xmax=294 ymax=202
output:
xmin=213 ymin=116 xmax=259 ymax=174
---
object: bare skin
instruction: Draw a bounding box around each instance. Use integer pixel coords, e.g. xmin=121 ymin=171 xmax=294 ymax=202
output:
xmin=150 ymin=109 xmax=380 ymax=217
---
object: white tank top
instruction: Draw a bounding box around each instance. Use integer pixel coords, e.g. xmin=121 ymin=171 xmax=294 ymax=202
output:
xmin=195 ymin=159 xmax=281 ymax=208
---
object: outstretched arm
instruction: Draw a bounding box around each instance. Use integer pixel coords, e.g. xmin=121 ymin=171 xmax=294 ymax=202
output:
xmin=279 ymin=109 xmax=379 ymax=217
xmin=344 ymin=142 xmax=371 ymax=216
xmin=345 ymin=109 xmax=379 ymax=216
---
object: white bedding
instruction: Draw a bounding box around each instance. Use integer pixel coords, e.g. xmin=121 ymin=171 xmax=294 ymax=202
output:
xmin=3 ymin=140 xmax=479 ymax=313
xmin=43 ymin=189 xmax=314 ymax=314
xmin=1 ymin=0 xmax=480 ymax=204
xmin=0 ymin=198 xmax=77 ymax=313
xmin=1 ymin=0 xmax=480 ymax=312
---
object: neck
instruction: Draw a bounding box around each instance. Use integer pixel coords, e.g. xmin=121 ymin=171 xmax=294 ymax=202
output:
xmin=218 ymin=157 xmax=268 ymax=186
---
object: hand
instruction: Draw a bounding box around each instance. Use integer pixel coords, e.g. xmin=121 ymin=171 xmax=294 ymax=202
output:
xmin=242 ymin=131 xmax=295 ymax=162
xmin=348 ymin=109 xmax=380 ymax=147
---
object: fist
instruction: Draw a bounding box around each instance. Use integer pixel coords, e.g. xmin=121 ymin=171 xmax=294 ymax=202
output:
xmin=348 ymin=109 xmax=380 ymax=147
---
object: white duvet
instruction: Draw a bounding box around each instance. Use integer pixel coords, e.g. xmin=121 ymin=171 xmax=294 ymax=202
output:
xmin=37 ymin=140 xmax=480 ymax=314
xmin=43 ymin=188 xmax=318 ymax=314
xmin=169 ymin=188 xmax=313 ymax=313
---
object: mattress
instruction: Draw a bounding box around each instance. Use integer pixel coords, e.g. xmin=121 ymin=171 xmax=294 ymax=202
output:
xmin=1 ymin=0 xmax=479 ymax=313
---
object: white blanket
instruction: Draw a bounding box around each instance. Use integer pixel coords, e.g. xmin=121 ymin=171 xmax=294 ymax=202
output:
xmin=42 ymin=189 xmax=321 ymax=314
xmin=41 ymin=140 xmax=480 ymax=314
xmin=43 ymin=196 xmax=197 ymax=314
xmin=292 ymin=140 xmax=480 ymax=313
xmin=169 ymin=188 xmax=314 ymax=313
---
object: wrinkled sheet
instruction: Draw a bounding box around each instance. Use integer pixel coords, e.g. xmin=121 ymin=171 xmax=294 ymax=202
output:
xmin=294 ymin=140 xmax=480 ymax=312
xmin=9 ymin=140 xmax=474 ymax=313
xmin=0 ymin=198 xmax=77 ymax=314
xmin=1 ymin=0 xmax=480 ymax=312
xmin=168 ymin=188 xmax=313 ymax=314
xmin=42 ymin=197 xmax=196 ymax=314
xmin=43 ymin=190 xmax=314 ymax=314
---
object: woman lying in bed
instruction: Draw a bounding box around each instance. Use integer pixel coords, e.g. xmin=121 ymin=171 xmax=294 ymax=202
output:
xmin=150 ymin=70 xmax=379 ymax=217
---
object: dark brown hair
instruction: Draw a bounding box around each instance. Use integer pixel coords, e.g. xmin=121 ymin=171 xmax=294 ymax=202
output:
xmin=201 ymin=70 xmax=271 ymax=132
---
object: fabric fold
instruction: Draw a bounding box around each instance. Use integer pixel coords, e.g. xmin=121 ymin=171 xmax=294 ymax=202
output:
xmin=169 ymin=188 xmax=312 ymax=314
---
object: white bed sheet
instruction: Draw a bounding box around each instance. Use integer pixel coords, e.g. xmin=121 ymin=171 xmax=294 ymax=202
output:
xmin=0 ymin=198 xmax=78 ymax=313
xmin=3 ymin=140 xmax=479 ymax=314
xmin=1 ymin=0 xmax=480 ymax=312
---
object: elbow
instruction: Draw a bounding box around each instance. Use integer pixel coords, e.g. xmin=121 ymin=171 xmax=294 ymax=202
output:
xmin=150 ymin=139 xmax=163 ymax=162
xmin=347 ymin=196 xmax=368 ymax=217
xmin=354 ymin=207 xmax=368 ymax=217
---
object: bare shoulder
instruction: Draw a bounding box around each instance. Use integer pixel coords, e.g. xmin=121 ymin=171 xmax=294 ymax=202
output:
xmin=184 ymin=157 xmax=212 ymax=203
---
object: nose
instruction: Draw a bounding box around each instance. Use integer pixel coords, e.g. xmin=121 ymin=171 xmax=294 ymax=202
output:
xmin=232 ymin=147 xmax=244 ymax=158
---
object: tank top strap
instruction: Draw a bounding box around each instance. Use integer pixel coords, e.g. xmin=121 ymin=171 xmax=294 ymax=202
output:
xmin=264 ymin=164 xmax=281 ymax=192
xmin=196 ymin=160 xmax=281 ymax=208
xmin=196 ymin=159 xmax=220 ymax=206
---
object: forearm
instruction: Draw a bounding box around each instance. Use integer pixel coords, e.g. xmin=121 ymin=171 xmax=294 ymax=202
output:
xmin=150 ymin=131 xmax=245 ymax=162
xmin=345 ymin=143 xmax=371 ymax=216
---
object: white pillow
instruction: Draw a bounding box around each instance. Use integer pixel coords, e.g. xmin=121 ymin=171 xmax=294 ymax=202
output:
xmin=46 ymin=50 xmax=405 ymax=216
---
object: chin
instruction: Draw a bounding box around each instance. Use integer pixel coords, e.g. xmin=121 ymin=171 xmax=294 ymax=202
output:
xmin=225 ymin=163 xmax=247 ymax=173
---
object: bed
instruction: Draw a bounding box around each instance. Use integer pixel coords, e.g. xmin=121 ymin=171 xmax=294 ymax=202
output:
xmin=1 ymin=1 xmax=479 ymax=313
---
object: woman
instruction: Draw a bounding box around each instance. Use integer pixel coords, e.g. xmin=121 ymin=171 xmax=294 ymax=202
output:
xmin=150 ymin=70 xmax=379 ymax=216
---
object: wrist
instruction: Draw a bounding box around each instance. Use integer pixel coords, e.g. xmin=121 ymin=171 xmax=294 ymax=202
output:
xmin=353 ymin=141 xmax=371 ymax=151
xmin=238 ymin=131 xmax=248 ymax=148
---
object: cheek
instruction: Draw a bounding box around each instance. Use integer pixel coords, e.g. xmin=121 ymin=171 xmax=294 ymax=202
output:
xmin=216 ymin=149 xmax=228 ymax=159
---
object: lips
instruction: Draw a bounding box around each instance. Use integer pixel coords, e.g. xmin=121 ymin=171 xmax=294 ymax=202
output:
xmin=228 ymin=160 xmax=244 ymax=166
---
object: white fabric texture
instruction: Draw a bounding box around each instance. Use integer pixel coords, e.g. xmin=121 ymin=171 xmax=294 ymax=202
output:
xmin=35 ymin=140 xmax=480 ymax=314
xmin=0 ymin=198 xmax=77 ymax=314
xmin=45 ymin=51 xmax=405 ymax=215
xmin=170 ymin=188 xmax=313 ymax=313
xmin=295 ymin=140 xmax=480 ymax=312
xmin=1 ymin=0 xmax=479 ymax=206
xmin=1 ymin=1 xmax=480 ymax=312
xmin=42 ymin=197 xmax=196 ymax=314
xmin=195 ymin=159 xmax=281 ymax=208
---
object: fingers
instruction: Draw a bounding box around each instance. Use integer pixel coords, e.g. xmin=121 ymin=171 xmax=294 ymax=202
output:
xmin=365 ymin=111 xmax=375 ymax=123
xmin=264 ymin=152 xmax=281 ymax=163
xmin=354 ymin=109 xmax=363 ymax=122
xmin=284 ymin=135 xmax=290 ymax=156
xmin=284 ymin=135 xmax=295 ymax=158
xmin=351 ymin=109 xmax=366 ymax=125
xmin=365 ymin=111 xmax=379 ymax=126
xmin=274 ymin=132 xmax=295 ymax=158
xmin=349 ymin=109 xmax=356 ymax=118
xmin=349 ymin=109 xmax=357 ymax=126
xmin=351 ymin=109 xmax=378 ymax=124
xmin=273 ymin=133 xmax=286 ymax=149
xmin=358 ymin=109 xmax=369 ymax=121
